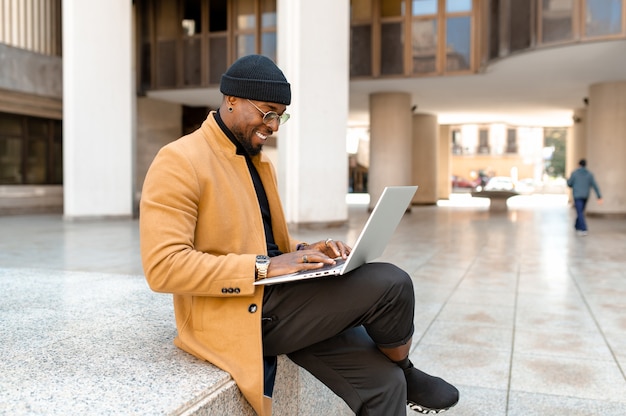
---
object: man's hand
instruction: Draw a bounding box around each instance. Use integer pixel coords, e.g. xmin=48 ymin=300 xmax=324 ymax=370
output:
xmin=304 ymin=238 xmax=351 ymax=259
xmin=266 ymin=250 xmax=336 ymax=278
xmin=265 ymin=239 xmax=352 ymax=278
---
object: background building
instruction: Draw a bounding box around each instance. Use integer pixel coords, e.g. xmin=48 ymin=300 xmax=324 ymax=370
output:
xmin=1 ymin=0 xmax=625 ymax=222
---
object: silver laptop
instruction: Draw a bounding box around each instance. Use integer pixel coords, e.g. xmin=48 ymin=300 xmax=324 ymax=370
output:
xmin=254 ymin=185 xmax=418 ymax=286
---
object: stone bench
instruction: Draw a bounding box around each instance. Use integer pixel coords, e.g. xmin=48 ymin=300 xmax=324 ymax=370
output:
xmin=471 ymin=190 xmax=519 ymax=211
xmin=0 ymin=267 xmax=352 ymax=415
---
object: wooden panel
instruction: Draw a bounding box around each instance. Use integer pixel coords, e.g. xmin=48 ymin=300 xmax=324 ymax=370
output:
xmin=0 ymin=89 xmax=62 ymax=120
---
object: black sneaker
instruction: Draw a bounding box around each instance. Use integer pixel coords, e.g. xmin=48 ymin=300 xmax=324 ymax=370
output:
xmin=404 ymin=364 xmax=459 ymax=414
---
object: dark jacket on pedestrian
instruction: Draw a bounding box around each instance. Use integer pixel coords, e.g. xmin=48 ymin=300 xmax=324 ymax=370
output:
xmin=567 ymin=167 xmax=601 ymax=200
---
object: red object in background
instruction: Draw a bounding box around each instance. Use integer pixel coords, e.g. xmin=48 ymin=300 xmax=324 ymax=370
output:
xmin=451 ymin=175 xmax=479 ymax=188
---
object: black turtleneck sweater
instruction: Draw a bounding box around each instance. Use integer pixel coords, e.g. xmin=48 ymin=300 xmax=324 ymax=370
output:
xmin=213 ymin=111 xmax=282 ymax=257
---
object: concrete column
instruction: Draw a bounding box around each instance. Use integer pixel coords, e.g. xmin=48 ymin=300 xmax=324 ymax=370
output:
xmin=411 ymin=113 xmax=438 ymax=204
xmin=567 ymin=108 xmax=587 ymax=177
xmin=438 ymin=125 xmax=451 ymax=200
xmin=368 ymin=92 xmax=412 ymax=210
xmin=62 ymin=0 xmax=133 ymax=218
xmin=587 ymin=81 xmax=626 ymax=216
xmin=276 ymin=0 xmax=349 ymax=226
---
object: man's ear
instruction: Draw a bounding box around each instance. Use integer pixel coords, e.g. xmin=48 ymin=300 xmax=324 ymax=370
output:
xmin=226 ymin=95 xmax=239 ymax=108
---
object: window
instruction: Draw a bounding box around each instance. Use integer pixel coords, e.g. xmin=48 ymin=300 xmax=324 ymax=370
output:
xmin=137 ymin=0 xmax=277 ymax=91
xmin=585 ymin=0 xmax=623 ymax=37
xmin=349 ymin=0 xmax=476 ymax=77
xmin=446 ymin=16 xmax=471 ymax=71
xmin=411 ymin=19 xmax=437 ymax=74
xmin=452 ymin=129 xmax=463 ymax=154
xmin=506 ymin=128 xmax=518 ymax=154
xmin=381 ymin=23 xmax=405 ymax=75
xmin=351 ymin=24 xmax=373 ymax=76
xmin=351 ymin=0 xmax=373 ymax=77
xmin=260 ymin=0 xmax=277 ymax=60
xmin=541 ymin=0 xmax=575 ymax=44
xmin=446 ymin=0 xmax=471 ymax=13
xmin=0 ymin=112 xmax=62 ymax=185
xmin=509 ymin=0 xmax=532 ymax=52
xmin=478 ymin=128 xmax=490 ymax=154
xmin=380 ymin=0 xmax=405 ymax=75
xmin=411 ymin=1 xmax=439 ymax=74
xmin=413 ymin=0 xmax=437 ymax=16
xmin=488 ymin=0 xmax=500 ymax=59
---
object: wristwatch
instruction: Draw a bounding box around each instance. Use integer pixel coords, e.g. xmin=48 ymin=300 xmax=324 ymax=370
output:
xmin=255 ymin=255 xmax=271 ymax=280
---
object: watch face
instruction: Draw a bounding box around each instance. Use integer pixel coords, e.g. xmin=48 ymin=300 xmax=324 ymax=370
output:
xmin=256 ymin=255 xmax=270 ymax=265
xmin=255 ymin=255 xmax=270 ymax=280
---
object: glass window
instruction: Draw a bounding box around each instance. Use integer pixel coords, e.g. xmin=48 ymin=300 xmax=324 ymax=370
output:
xmin=28 ymin=118 xmax=48 ymax=137
xmin=509 ymin=0 xmax=532 ymax=52
xmin=209 ymin=37 xmax=228 ymax=84
xmin=0 ymin=113 xmax=62 ymax=185
xmin=261 ymin=32 xmax=277 ymax=61
xmin=0 ymin=137 xmax=22 ymax=184
xmin=183 ymin=0 xmax=202 ymax=35
xmin=140 ymin=44 xmax=152 ymax=90
xmin=506 ymin=128 xmax=518 ymax=153
xmin=183 ymin=38 xmax=202 ymax=86
xmin=236 ymin=34 xmax=256 ymax=58
xmin=236 ymin=0 xmax=256 ymax=30
xmin=380 ymin=22 xmax=404 ymax=75
xmin=157 ymin=40 xmax=177 ymax=87
xmin=541 ymin=0 xmax=574 ymax=43
xmin=351 ymin=0 xmax=373 ymax=20
xmin=382 ymin=0 xmax=405 ymax=17
xmin=0 ymin=113 xmax=22 ymax=135
xmin=261 ymin=0 xmax=277 ymax=27
xmin=446 ymin=0 xmax=472 ymax=13
xmin=209 ymin=0 xmax=228 ymax=32
xmin=478 ymin=129 xmax=489 ymax=154
xmin=411 ymin=19 xmax=437 ymax=73
xmin=585 ymin=0 xmax=623 ymax=37
xmin=26 ymin=138 xmax=47 ymax=184
xmin=351 ymin=24 xmax=372 ymax=76
xmin=412 ymin=0 xmax=437 ymax=16
xmin=52 ymin=122 xmax=62 ymax=184
xmin=446 ymin=16 xmax=471 ymax=71
xmin=156 ymin=0 xmax=179 ymax=38
xmin=488 ymin=0 xmax=500 ymax=59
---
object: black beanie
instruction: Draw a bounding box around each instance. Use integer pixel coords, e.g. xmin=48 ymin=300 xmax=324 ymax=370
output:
xmin=220 ymin=55 xmax=291 ymax=105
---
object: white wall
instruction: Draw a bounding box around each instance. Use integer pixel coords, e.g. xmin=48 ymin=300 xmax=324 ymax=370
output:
xmin=277 ymin=0 xmax=350 ymax=225
xmin=62 ymin=0 xmax=133 ymax=218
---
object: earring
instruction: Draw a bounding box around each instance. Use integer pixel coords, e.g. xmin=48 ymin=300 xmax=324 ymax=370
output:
xmin=228 ymin=107 xmax=233 ymax=112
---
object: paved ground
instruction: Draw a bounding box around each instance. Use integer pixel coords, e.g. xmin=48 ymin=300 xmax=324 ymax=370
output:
xmin=1 ymin=193 xmax=625 ymax=415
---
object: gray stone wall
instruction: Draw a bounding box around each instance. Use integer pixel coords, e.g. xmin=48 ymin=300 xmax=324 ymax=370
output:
xmin=0 ymin=43 xmax=62 ymax=99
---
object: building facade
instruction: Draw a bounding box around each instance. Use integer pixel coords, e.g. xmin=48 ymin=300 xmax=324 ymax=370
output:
xmin=1 ymin=0 xmax=625 ymax=220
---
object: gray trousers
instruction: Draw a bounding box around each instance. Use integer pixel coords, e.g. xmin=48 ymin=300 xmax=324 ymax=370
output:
xmin=262 ymin=262 xmax=415 ymax=416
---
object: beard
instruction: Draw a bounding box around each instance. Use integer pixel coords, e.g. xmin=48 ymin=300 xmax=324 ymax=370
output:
xmin=233 ymin=129 xmax=262 ymax=156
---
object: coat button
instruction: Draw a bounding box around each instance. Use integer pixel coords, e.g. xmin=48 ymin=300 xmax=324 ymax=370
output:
xmin=227 ymin=288 xmax=234 ymax=293
xmin=222 ymin=288 xmax=228 ymax=294
xmin=234 ymin=288 xmax=240 ymax=294
xmin=248 ymin=304 xmax=257 ymax=313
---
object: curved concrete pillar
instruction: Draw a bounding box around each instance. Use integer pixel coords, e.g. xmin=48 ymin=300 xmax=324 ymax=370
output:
xmin=567 ymin=108 xmax=586 ymax=176
xmin=411 ymin=113 xmax=438 ymax=204
xmin=587 ymin=81 xmax=626 ymax=216
xmin=368 ymin=92 xmax=413 ymax=210
xmin=438 ymin=125 xmax=451 ymax=200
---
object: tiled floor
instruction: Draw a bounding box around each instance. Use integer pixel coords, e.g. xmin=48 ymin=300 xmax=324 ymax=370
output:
xmin=1 ymin=193 xmax=625 ymax=415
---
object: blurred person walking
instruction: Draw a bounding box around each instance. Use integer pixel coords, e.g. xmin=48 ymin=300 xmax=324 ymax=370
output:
xmin=567 ymin=159 xmax=603 ymax=236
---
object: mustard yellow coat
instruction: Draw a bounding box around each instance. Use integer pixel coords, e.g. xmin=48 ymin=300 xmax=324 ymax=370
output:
xmin=140 ymin=112 xmax=299 ymax=416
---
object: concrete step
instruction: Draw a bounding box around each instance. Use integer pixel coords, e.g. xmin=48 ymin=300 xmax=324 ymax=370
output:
xmin=0 ymin=267 xmax=351 ymax=415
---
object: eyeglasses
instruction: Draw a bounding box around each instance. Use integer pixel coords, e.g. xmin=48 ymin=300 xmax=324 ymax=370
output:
xmin=247 ymin=100 xmax=290 ymax=126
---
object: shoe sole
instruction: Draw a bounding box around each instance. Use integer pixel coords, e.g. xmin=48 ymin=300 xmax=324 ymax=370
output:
xmin=408 ymin=401 xmax=457 ymax=414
